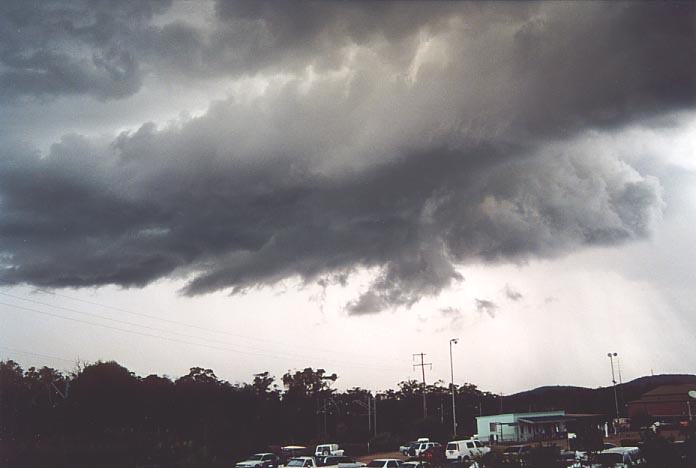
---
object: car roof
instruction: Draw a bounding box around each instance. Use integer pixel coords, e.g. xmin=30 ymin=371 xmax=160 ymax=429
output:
xmin=291 ymin=457 xmax=314 ymax=460
xmin=283 ymin=446 xmax=308 ymax=450
xmin=601 ymin=447 xmax=639 ymax=454
xmin=372 ymin=459 xmax=401 ymax=462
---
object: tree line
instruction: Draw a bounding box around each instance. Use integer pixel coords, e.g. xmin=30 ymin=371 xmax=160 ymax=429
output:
xmin=2 ymin=359 xmax=690 ymax=467
xmin=0 ymin=359 xmax=505 ymax=467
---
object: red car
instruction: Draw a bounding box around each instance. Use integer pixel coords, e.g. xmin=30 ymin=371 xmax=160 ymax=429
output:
xmin=419 ymin=445 xmax=445 ymax=467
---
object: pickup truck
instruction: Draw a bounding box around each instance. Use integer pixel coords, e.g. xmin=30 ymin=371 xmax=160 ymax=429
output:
xmin=315 ymin=444 xmax=345 ymax=457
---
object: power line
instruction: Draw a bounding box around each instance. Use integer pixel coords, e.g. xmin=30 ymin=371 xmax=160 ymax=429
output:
xmin=0 ymin=301 xmax=402 ymax=373
xmin=0 ymin=346 xmax=75 ymax=364
xmin=1 ymin=291 xmax=401 ymax=370
xmin=0 ymin=291 xmax=342 ymax=362
xmin=26 ymin=289 xmax=390 ymax=361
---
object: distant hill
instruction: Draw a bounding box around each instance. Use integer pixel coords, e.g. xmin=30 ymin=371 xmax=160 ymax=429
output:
xmin=500 ymin=374 xmax=696 ymax=416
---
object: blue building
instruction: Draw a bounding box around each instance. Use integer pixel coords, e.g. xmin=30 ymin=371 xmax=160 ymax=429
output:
xmin=475 ymin=411 xmax=572 ymax=442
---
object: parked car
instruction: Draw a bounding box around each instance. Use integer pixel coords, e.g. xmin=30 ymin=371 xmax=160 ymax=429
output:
xmin=281 ymin=448 xmax=311 ymax=466
xmin=317 ymin=456 xmax=365 ymax=468
xmin=366 ymin=459 xmax=403 ymax=468
xmin=401 ymin=439 xmax=430 ymax=456
xmin=286 ymin=457 xmax=319 ymax=468
xmin=502 ymin=445 xmax=532 ymax=465
xmin=402 ymin=462 xmax=430 ymax=468
xmin=237 ymin=453 xmax=279 ymax=468
xmin=590 ymin=447 xmax=643 ymax=467
xmin=410 ymin=442 xmax=440 ymax=457
xmin=316 ymin=444 xmax=345 ymax=457
xmin=401 ymin=441 xmax=419 ymax=456
xmin=445 ymin=439 xmax=490 ymax=462
xmin=419 ymin=445 xmax=446 ymax=466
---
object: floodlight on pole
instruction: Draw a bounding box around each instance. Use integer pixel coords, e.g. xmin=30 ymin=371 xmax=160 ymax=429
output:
xmin=607 ymin=353 xmax=620 ymax=428
xmin=450 ymin=338 xmax=459 ymax=436
xmin=688 ymin=390 xmax=696 ymax=422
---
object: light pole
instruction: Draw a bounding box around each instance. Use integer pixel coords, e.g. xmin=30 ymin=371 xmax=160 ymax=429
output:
xmin=608 ymin=353 xmax=620 ymax=431
xmin=450 ymin=338 xmax=459 ymax=436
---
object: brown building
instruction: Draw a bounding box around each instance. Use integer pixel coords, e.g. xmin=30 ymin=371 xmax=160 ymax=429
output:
xmin=626 ymin=384 xmax=696 ymax=422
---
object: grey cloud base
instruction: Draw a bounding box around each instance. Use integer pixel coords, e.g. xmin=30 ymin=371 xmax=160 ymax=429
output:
xmin=0 ymin=130 xmax=663 ymax=313
xmin=0 ymin=1 xmax=690 ymax=313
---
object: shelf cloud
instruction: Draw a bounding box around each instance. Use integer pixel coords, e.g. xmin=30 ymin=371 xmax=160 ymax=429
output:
xmin=0 ymin=1 xmax=692 ymax=312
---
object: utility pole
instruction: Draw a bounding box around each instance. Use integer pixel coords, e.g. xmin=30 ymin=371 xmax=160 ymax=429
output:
xmin=367 ymin=394 xmax=372 ymax=434
xmin=373 ymin=394 xmax=377 ymax=437
xmin=450 ymin=338 xmax=459 ymax=436
xmin=413 ymin=353 xmax=432 ymax=419
xmin=617 ymin=355 xmax=625 ymax=415
xmin=608 ymin=352 xmax=620 ymax=432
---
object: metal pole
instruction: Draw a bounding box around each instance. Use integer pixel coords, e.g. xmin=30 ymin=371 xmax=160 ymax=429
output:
xmin=413 ymin=353 xmax=431 ymax=419
xmin=608 ymin=353 xmax=619 ymax=432
xmin=374 ymin=395 xmax=377 ymax=437
xmin=421 ymin=356 xmax=427 ymax=418
xmin=450 ymin=338 xmax=458 ymax=436
xmin=368 ymin=394 xmax=371 ymax=435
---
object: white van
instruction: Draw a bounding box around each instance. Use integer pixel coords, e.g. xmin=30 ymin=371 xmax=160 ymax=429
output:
xmin=445 ymin=439 xmax=489 ymax=462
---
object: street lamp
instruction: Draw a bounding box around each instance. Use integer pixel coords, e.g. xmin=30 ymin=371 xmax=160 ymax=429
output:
xmin=450 ymin=338 xmax=459 ymax=437
xmin=688 ymin=390 xmax=696 ymax=422
xmin=607 ymin=353 xmax=620 ymax=430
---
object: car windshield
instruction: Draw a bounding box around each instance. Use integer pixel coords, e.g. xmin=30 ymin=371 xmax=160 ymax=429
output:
xmin=446 ymin=443 xmax=456 ymax=450
xmin=287 ymin=460 xmax=305 ymax=467
xmin=249 ymin=455 xmax=265 ymax=461
xmin=367 ymin=462 xmax=385 ymax=467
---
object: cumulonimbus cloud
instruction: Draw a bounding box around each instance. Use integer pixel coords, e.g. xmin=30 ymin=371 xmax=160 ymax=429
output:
xmin=0 ymin=1 xmax=690 ymax=312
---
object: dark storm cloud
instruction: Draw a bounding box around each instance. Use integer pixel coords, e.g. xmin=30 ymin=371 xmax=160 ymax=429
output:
xmin=0 ymin=2 xmax=692 ymax=311
xmin=0 ymin=0 xmax=171 ymax=100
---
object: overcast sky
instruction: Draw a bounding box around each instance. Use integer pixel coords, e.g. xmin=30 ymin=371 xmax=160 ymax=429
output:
xmin=1 ymin=1 xmax=695 ymax=394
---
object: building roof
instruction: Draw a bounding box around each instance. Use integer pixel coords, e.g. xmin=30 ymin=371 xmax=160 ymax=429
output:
xmin=642 ymin=384 xmax=696 ymax=398
xmin=628 ymin=384 xmax=696 ymax=405
xmin=476 ymin=410 xmax=565 ymax=421
xmin=517 ymin=415 xmax=575 ymax=424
